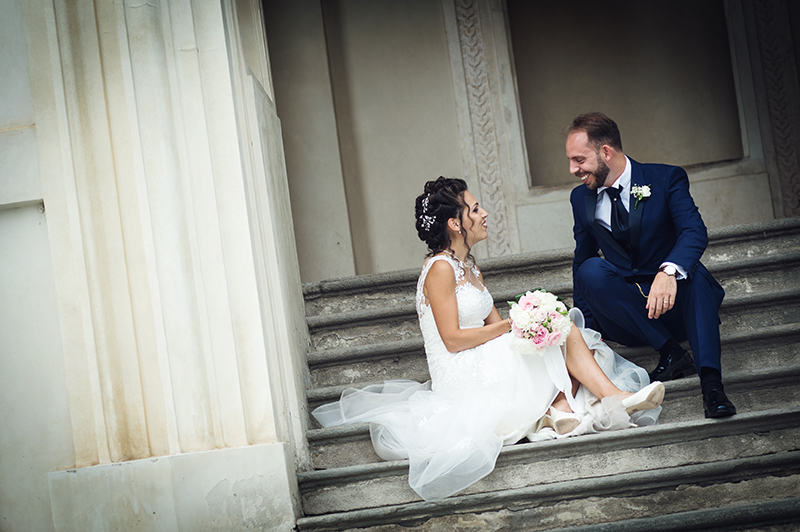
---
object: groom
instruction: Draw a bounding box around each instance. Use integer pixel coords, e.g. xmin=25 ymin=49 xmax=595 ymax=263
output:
xmin=566 ymin=112 xmax=736 ymax=418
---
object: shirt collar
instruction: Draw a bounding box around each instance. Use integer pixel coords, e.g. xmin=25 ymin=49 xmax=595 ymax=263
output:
xmin=597 ymin=156 xmax=631 ymax=195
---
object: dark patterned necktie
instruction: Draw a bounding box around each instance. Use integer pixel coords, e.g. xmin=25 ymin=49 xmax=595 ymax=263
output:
xmin=604 ymin=187 xmax=629 ymax=244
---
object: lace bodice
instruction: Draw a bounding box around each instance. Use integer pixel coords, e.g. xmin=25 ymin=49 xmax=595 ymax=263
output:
xmin=416 ymin=254 xmax=495 ymax=392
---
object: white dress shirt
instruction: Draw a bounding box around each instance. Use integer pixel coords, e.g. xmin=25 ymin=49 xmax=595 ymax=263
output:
xmin=593 ymin=156 xmax=686 ymax=280
xmin=594 ymin=157 xmax=632 ymax=231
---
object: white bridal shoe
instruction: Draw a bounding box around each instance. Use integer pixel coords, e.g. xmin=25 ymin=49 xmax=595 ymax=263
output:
xmin=546 ymin=406 xmax=582 ymax=435
xmin=621 ymin=381 xmax=665 ymax=415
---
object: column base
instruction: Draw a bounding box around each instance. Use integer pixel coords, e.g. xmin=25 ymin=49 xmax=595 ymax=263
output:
xmin=48 ymin=443 xmax=299 ymax=531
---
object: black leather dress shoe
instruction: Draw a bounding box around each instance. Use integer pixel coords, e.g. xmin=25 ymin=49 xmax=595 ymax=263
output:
xmin=648 ymin=350 xmax=695 ymax=382
xmin=703 ymin=387 xmax=737 ymax=418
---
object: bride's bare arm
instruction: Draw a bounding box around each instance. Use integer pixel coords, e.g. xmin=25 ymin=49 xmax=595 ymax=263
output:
xmin=425 ymin=260 xmax=510 ymax=352
xmin=483 ymin=306 xmax=504 ymax=325
xmin=477 ymin=270 xmax=504 ymax=325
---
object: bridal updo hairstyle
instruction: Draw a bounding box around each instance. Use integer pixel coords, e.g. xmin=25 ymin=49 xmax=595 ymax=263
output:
xmin=415 ymin=176 xmax=472 ymax=257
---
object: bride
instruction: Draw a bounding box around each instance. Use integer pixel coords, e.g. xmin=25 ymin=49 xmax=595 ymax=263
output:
xmin=312 ymin=176 xmax=664 ymax=501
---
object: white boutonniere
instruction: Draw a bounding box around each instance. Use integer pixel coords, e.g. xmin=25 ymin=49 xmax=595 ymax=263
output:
xmin=631 ymin=184 xmax=651 ymax=210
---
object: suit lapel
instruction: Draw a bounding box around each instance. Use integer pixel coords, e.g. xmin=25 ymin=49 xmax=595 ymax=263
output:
xmin=585 ymin=188 xmax=630 ymax=261
xmin=628 ymin=159 xmax=644 ymax=253
xmin=584 ymin=190 xmax=596 ymax=227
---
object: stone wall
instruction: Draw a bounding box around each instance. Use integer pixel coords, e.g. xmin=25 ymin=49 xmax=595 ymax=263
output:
xmin=269 ymin=0 xmax=792 ymax=282
xmin=0 ymin=1 xmax=75 ymax=529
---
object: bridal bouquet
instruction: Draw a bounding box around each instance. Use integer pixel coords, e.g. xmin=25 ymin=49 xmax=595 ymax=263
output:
xmin=507 ymin=290 xmax=572 ymax=355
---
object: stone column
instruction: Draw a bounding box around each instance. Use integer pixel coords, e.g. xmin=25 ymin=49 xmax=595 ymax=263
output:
xmin=20 ymin=0 xmax=307 ymax=529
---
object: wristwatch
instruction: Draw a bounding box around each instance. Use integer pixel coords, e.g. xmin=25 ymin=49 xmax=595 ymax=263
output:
xmin=659 ymin=264 xmax=677 ymax=277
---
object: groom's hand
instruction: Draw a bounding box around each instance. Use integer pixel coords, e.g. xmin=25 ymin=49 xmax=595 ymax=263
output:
xmin=646 ymin=272 xmax=677 ymax=319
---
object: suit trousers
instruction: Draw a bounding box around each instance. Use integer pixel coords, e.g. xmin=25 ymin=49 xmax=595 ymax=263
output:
xmin=574 ymin=257 xmax=724 ymax=372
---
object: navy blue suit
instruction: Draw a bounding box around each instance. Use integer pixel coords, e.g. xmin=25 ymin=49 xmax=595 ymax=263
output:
xmin=570 ymin=158 xmax=725 ymax=372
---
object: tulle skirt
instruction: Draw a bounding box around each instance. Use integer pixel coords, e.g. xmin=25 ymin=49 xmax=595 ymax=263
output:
xmin=312 ymin=309 xmax=660 ymax=500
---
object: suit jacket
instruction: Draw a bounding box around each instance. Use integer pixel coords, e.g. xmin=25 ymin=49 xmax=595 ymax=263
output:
xmin=570 ymin=158 xmax=712 ymax=325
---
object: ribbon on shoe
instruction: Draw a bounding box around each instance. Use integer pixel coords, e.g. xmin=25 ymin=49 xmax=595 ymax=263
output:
xmin=529 ymin=308 xmax=662 ymax=439
xmin=570 ymin=308 xmax=662 ymax=427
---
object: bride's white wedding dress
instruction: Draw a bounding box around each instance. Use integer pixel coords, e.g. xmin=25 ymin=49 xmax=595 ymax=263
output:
xmin=312 ymin=254 xmax=660 ymax=501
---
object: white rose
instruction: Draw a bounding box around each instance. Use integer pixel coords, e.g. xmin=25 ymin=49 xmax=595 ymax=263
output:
xmin=509 ymin=306 xmax=531 ymax=328
xmin=512 ymin=336 xmax=539 ymax=355
xmin=539 ymin=292 xmax=557 ymax=307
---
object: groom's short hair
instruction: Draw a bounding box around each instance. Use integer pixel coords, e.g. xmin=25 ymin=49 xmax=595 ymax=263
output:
xmin=567 ymin=112 xmax=623 ymax=152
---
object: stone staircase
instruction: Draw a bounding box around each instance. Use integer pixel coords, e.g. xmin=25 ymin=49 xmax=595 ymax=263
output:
xmin=296 ymin=218 xmax=800 ymax=532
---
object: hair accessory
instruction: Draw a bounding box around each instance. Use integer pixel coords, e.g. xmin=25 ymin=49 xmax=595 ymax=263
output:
xmin=419 ymin=195 xmax=435 ymax=231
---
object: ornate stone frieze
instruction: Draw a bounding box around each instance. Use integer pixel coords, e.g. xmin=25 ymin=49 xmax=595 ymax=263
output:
xmin=454 ymin=0 xmax=512 ymax=256
xmin=754 ymin=0 xmax=800 ymax=216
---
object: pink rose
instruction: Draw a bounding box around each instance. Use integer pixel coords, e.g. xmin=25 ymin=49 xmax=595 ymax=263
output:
xmin=532 ymin=326 xmax=547 ymax=347
xmin=547 ymin=332 xmax=562 ymax=346
xmin=518 ymin=292 xmax=540 ymax=311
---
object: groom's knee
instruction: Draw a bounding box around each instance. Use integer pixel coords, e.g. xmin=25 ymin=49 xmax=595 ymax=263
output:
xmin=576 ymin=258 xmax=619 ymax=293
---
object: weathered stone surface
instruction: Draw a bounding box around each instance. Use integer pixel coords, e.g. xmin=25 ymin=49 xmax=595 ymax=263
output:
xmin=302 ymin=417 xmax=800 ymax=514
xmin=328 ymin=476 xmax=800 ymax=532
xmin=310 ymin=349 xmax=429 ymax=389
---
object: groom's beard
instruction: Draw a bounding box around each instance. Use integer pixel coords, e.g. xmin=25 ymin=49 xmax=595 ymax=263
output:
xmin=581 ymin=157 xmax=611 ymax=190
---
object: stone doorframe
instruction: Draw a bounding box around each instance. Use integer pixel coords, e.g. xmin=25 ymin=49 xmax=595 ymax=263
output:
xmin=442 ymin=0 xmax=523 ymax=257
xmin=744 ymin=0 xmax=800 ymax=217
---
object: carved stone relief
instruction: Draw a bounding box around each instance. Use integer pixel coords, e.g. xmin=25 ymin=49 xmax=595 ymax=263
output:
xmin=453 ymin=0 xmax=513 ymax=256
xmin=754 ymin=0 xmax=800 ymax=216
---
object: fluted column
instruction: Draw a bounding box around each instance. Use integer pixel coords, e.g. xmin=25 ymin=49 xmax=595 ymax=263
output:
xmin=22 ymin=0 xmax=306 ymax=528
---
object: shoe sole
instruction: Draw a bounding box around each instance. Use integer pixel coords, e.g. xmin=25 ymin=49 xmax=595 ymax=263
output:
xmin=554 ymin=418 xmax=580 ymax=435
xmin=704 ymin=408 xmax=737 ymax=419
xmin=624 ymin=383 xmax=665 ymax=415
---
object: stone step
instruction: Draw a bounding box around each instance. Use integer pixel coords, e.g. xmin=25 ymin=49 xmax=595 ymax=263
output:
xmin=308 ymin=364 xmax=800 ymax=468
xmin=304 ymin=251 xmax=800 ymax=335
xmin=296 ymin=219 xmax=800 ymax=532
xmin=483 ymin=217 xmax=800 ymax=307
xmin=543 ymin=499 xmax=800 ymax=532
xmin=297 ymin=407 xmax=800 ymax=529
xmin=306 ymin=260 xmax=800 ymax=351
xmin=307 ymin=314 xmax=800 ymax=394
xmin=305 ymin=318 xmax=800 ymax=412
xmin=299 ymin=495 xmax=800 ymax=532
xmin=302 ymin=218 xmax=800 ymax=320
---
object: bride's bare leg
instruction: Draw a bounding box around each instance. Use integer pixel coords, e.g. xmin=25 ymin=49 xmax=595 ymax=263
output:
xmin=550 ymin=391 xmax=571 ymax=412
xmin=550 ymin=375 xmax=580 ymax=413
xmin=562 ymin=324 xmax=633 ymax=404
